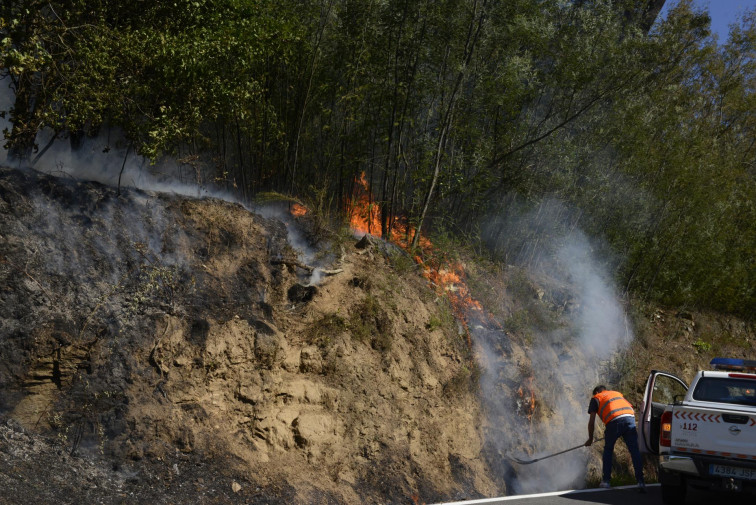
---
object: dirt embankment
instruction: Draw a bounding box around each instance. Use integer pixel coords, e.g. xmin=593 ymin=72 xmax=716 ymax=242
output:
xmin=1 ymin=166 xmax=753 ymax=504
xmin=0 ymin=167 xmax=498 ymax=504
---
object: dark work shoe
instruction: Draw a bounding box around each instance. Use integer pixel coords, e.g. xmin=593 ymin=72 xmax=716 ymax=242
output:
xmin=638 ymin=482 xmax=647 ymax=493
xmin=599 ymin=481 xmax=611 ymax=489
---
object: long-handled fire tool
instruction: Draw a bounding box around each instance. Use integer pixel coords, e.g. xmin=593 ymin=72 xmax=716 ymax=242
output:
xmin=511 ymin=437 xmax=604 ymax=465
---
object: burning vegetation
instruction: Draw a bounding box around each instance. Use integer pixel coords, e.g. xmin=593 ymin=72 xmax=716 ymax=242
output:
xmin=516 ymin=378 xmax=538 ymax=422
xmin=345 ymin=173 xmax=491 ymax=342
xmin=291 ymin=172 xmax=542 ymax=427
xmin=0 ymin=166 xmax=502 ymax=504
xmin=289 ymin=202 xmax=308 ymax=217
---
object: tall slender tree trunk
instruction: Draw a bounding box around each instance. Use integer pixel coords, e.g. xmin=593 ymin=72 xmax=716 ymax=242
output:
xmin=412 ymin=0 xmax=487 ymax=249
xmin=290 ymin=0 xmax=334 ymax=197
xmin=7 ymin=74 xmax=39 ymax=163
xmin=235 ymin=118 xmax=247 ymax=201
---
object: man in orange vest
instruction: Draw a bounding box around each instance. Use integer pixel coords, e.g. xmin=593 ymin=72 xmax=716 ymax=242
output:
xmin=584 ymin=385 xmax=646 ymax=492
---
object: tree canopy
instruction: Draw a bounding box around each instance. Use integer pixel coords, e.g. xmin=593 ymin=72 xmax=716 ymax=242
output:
xmin=2 ymin=0 xmax=754 ymax=316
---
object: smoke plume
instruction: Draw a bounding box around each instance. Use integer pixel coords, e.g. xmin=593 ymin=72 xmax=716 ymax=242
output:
xmin=477 ymin=200 xmax=633 ymax=494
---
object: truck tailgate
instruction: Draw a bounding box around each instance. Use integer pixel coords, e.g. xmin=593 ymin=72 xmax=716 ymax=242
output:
xmin=672 ymin=406 xmax=756 ymax=460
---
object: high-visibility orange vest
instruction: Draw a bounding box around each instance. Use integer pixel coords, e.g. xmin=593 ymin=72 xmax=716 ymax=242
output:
xmin=594 ymin=390 xmax=634 ymax=425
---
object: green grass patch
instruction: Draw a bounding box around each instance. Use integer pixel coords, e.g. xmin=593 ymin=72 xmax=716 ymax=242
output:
xmin=349 ymin=295 xmax=393 ymax=353
xmin=308 ymin=313 xmax=348 ymax=348
xmin=389 ymin=250 xmax=417 ymax=276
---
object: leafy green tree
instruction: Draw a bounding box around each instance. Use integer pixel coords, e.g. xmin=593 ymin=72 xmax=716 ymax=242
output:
xmin=2 ymin=0 xmax=754 ymax=315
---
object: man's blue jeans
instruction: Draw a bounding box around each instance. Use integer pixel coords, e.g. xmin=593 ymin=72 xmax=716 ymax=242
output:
xmin=603 ymin=416 xmax=644 ymax=484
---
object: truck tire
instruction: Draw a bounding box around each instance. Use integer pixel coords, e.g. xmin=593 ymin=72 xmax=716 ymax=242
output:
xmin=661 ymin=477 xmax=686 ymax=505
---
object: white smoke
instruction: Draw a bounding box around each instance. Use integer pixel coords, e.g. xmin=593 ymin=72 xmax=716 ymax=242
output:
xmin=0 ymin=83 xmax=328 ymax=284
xmin=255 ymin=202 xmax=328 ymax=286
xmin=24 ymin=129 xmax=223 ymax=200
xmin=477 ymin=202 xmax=633 ymax=494
xmin=0 ymin=79 xmax=233 ymax=200
xmin=557 ymin=230 xmax=632 ymax=358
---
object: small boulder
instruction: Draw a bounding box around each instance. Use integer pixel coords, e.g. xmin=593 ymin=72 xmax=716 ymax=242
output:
xmin=255 ymin=331 xmax=289 ymax=369
xmin=354 ymin=234 xmax=376 ymax=249
xmin=299 ymin=346 xmax=323 ymax=374
xmin=292 ymin=413 xmax=334 ymax=448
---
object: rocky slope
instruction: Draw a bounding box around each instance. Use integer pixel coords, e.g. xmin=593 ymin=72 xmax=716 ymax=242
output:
xmin=1 ymin=166 xmax=753 ymax=504
xmin=0 ymin=166 xmax=498 ymax=504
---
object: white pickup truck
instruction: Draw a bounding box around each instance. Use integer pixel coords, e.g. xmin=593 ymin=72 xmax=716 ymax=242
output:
xmin=639 ymin=358 xmax=756 ymax=504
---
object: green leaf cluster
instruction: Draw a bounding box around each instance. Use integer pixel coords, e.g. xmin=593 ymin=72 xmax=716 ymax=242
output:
xmin=2 ymin=0 xmax=754 ymax=316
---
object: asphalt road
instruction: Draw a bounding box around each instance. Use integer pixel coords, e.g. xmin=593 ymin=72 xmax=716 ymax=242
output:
xmin=432 ymin=484 xmax=754 ymax=505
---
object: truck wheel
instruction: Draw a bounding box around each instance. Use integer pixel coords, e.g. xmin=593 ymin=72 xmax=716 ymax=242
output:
xmin=661 ymin=478 xmax=686 ymax=505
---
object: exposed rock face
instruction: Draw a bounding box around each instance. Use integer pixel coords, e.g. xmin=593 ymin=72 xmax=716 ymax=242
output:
xmin=0 ymin=167 xmax=498 ymax=503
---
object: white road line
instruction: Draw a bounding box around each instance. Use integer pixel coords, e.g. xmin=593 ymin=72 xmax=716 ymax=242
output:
xmin=431 ymin=484 xmax=661 ymax=504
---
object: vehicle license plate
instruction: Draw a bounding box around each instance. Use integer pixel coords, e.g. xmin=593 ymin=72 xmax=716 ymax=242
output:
xmin=710 ymin=464 xmax=756 ymax=480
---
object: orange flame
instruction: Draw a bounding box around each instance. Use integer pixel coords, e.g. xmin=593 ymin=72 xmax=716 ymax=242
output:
xmin=348 ymin=173 xmax=379 ymax=236
xmin=517 ymin=378 xmax=537 ymax=421
xmin=347 ymin=172 xmax=490 ymax=346
xmin=347 ymin=173 xmax=432 ymax=249
xmin=290 ymin=203 xmax=308 ymax=217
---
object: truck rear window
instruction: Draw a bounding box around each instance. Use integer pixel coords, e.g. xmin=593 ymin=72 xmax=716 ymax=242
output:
xmin=693 ymin=377 xmax=756 ymax=406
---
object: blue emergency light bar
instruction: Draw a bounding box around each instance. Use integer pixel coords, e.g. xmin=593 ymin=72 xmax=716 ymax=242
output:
xmin=710 ymin=358 xmax=756 ymax=372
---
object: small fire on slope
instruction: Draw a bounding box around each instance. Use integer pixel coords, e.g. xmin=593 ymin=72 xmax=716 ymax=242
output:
xmin=290 ymin=174 xmax=538 ymax=414
xmin=349 ymin=172 xmax=512 ymax=358
xmin=346 ymin=173 xmax=493 ymax=339
xmin=347 ymin=172 xmax=432 ymax=250
xmin=516 ymin=378 xmax=537 ymax=422
xmin=288 ymin=173 xmax=491 ymax=336
xmin=290 ymin=203 xmax=308 ymax=217
xmin=289 ymin=172 xmax=554 ymax=491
